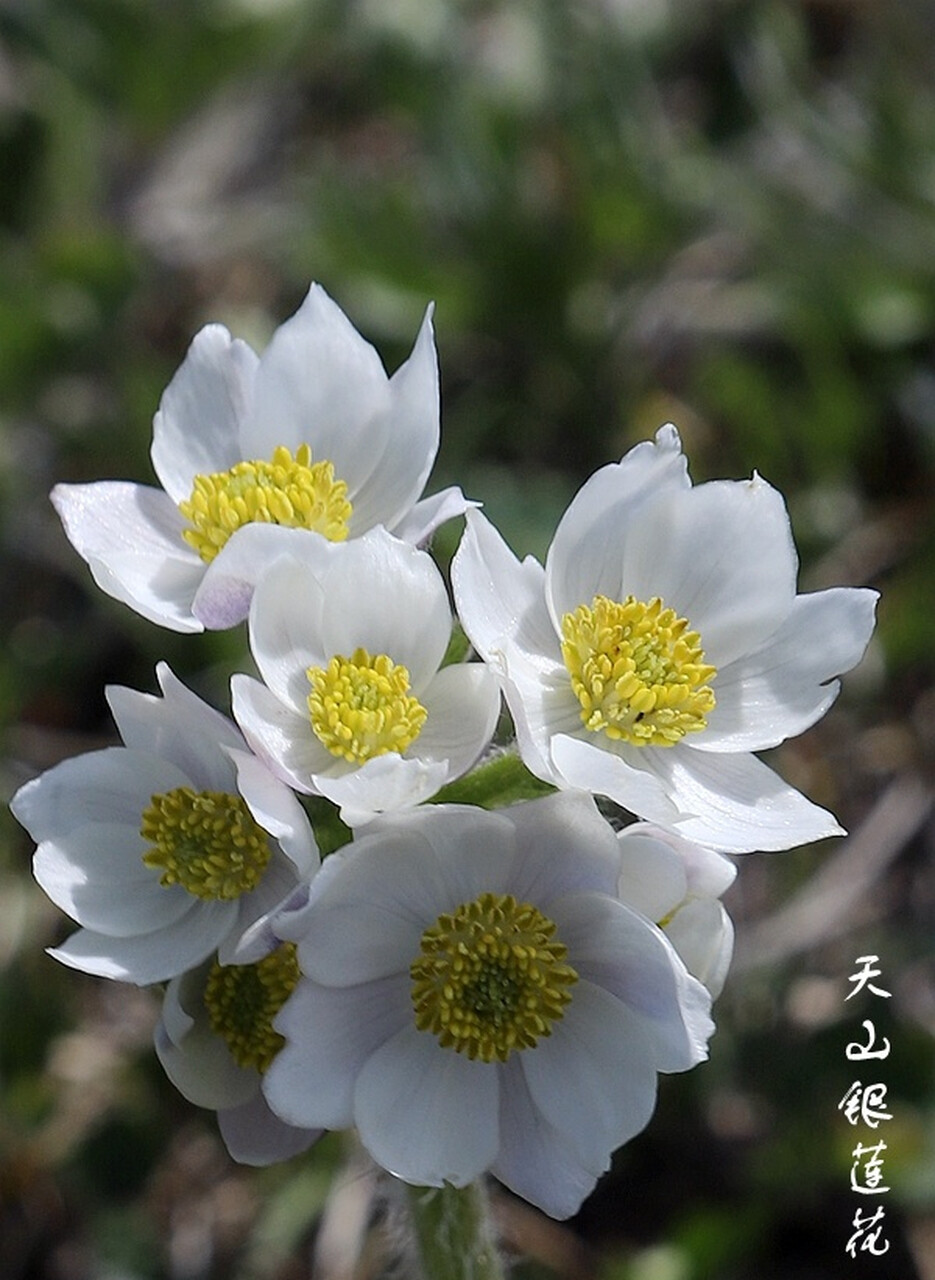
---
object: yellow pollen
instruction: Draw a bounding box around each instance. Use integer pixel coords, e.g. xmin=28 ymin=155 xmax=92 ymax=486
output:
xmin=307 ymin=647 xmax=427 ymax=764
xmin=140 ymin=786 xmax=272 ymax=900
xmin=179 ymin=443 xmax=352 ymax=563
xmin=561 ymin=594 xmax=716 ymax=747
xmin=410 ymin=892 xmax=578 ymax=1063
xmin=204 ymin=944 xmax=300 ymax=1073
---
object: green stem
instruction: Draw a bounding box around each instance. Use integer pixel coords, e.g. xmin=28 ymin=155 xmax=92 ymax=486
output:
xmin=404 ymin=1181 xmax=506 ymax=1280
xmin=429 ymin=752 xmax=556 ymax=810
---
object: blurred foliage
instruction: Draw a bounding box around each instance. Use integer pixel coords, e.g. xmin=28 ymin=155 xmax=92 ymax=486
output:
xmin=1 ymin=0 xmax=934 ymax=1277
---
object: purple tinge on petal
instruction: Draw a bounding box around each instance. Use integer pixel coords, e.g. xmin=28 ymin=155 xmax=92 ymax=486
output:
xmin=353 ymin=1024 xmax=500 ymax=1189
xmin=218 ymin=1093 xmax=322 ymax=1167
xmin=493 ymin=1056 xmax=605 ymax=1219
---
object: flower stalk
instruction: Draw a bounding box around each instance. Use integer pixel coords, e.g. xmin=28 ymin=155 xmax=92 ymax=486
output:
xmin=404 ymin=1180 xmax=506 ymax=1280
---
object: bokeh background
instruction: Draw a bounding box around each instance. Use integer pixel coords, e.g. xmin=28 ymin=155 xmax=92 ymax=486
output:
xmin=1 ymin=1 xmax=934 ymax=1277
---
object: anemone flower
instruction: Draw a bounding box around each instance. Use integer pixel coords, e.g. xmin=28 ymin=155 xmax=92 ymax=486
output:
xmin=53 ymin=285 xmax=468 ymax=631
xmin=11 ymin=663 xmax=318 ymax=984
xmin=232 ymin=526 xmax=500 ymax=826
xmin=262 ymin=792 xmax=713 ymax=1219
xmin=452 ymin=425 xmax=877 ymax=852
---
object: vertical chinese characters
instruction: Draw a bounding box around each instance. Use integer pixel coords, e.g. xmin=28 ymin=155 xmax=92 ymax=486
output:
xmin=840 ymin=955 xmax=893 ymax=1261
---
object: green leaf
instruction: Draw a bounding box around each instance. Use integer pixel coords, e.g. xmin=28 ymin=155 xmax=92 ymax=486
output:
xmin=428 ymin=754 xmax=557 ymax=810
xmin=304 ymin=796 xmax=353 ymax=857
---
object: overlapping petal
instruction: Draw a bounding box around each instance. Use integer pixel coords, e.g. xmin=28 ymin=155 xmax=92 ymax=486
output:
xmin=53 ymin=284 xmax=468 ymax=631
xmin=156 ymin=962 xmax=321 ymax=1166
xmin=233 ymin=527 xmax=499 ymax=824
xmin=11 ymin=666 xmax=318 ymax=985
xmin=262 ymin=797 xmax=713 ymax=1219
xmin=453 ymin=425 xmax=877 ymax=854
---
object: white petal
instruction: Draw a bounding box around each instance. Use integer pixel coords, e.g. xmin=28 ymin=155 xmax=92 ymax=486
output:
xmin=315 ymin=754 xmax=449 ymax=826
xmin=11 ymin=747 xmax=188 ymax=843
xmin=192 ymin=525 xmax=328 ymax=630
xmin=227 ymin=874 xmax=313 ymax=966
xmin=264 ymin=974 xmax=410 ymax=1129
xmin=35 ymin=824 xmax=191 ymax=936
xmin=243 ymin=283 xmax=391 ymax=495
xmin=247 ymin=554 xmax=329 ymax=712
xmin=627 ymin=824 xmax=737 ymax=899
xmin=228 ymin=747 xmax=319 ymax=875
xmin=219 ymin=850 xmax=306 ymax=966
xmin=414 ymin=664 xmax=500 ymax=781
xmin=699 ymin=587 xmax=879 ymax=751
xmin=550 ymin=733 xmax=682 ymax=823
xmin=51 ymin=482 xmax=205 ymax=632
xmin=452 ymin=510 xmax=560 ymax=676
xmin=522 ymin=980 xmax=659 ymax=1167
xmin=151 ymin=323 xmax=258 ymax=503
xmin=505 ymin=790 xmax=621 ymax=904
xmin=666 ymin=899 xmax=734 ymax=998
xmin=452 ymin=510 xmax=578 ymax=783
xmin=218 ymin=1094 xmax=322 ymax=1167
xmin=344 ymin=304 xmax=440 ymax=534
xmin=502 ymin=664 xmax=587 ymax=785
xmin=363 ymin=804 xmax=519 ymax=903
xmin=390 ymin=485 xmax=476 ymax=546
xmin=614 ymin=476 xmax=798 ymax=668
xmin=545 ymin=424 xmax=690 ymax=627
xmin=316 ymin=530 xmax=451 ymax=688
xmin=354 ymin=1024 xmax=499 ymax=1188
xmin=644 ymin=747 xmax=845 ymax=852
xmin=161 ymin=968 xmax=196 ymax=1045
xmin=155 ymin=969 xmax=258 ymax=1109
xmin=231 ymin=674 xmax=334 ymax=795
xmin=493 ymin=1058 xmax=604 ymax=1220
xmin=615 ymin=830 xmax=689 ymax=920
xmin=553 ymin=893 xmax=713 ymax=1071
xmin=49 ymin=901 xmax=236 ymax=985
xmin=297 ymin=808 xmax=517 ymax=986
xmin=107 ymin=663 xmax=243 ymax=793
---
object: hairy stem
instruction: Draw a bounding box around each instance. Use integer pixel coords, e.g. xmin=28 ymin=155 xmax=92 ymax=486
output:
xmin=403 ymin=1181 xmax=506 ymax=1280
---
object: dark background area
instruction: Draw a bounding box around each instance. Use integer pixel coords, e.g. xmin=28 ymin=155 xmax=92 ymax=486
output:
xmin=1 ymin=2 xmax=933 ymax=1276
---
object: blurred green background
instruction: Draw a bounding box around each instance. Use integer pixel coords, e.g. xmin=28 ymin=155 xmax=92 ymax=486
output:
xmin=1 ymin=1 xmax=934 ymax=1277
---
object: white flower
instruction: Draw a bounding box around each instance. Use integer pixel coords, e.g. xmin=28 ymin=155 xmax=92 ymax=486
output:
xmin=52 ymin=284 xmax=469 ymax=632
xmin=262 ymin=792 xmax=713 ymax=1220
xmin=616 ymin=824 xmax=736 ymax=997
xmin=231 ymin=526 xmax=501 ymax=827
xmin=155 ymin=949 xmax=321 ymax=1167
xmin=451 ymin=424 xmax=878 ymax=853
xmin=10 ymin=663 xmax=319 ymax=985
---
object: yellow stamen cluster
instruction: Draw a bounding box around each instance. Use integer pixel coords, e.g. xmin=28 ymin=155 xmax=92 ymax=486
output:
xmin=179 ymin=443 xmax=352 ymax=563
xmin=141 ymin=786 xmax=271 ymax=900
xmin=410 ymin=892 xmax=578 ymax=1063
xmin=204 ymin=944 xmax=300 ymax=1073
xmin=561 ymin=594 xmax=716 ymax=747
xmin=307 ymin=648 xmax=427 ymax=764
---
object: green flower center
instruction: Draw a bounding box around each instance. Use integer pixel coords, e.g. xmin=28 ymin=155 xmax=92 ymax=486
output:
xmin=204 ymin=944 xmax=300 ymax=1073
xmin=179 ymin=443 xmax=352 ymax=563
xmin=140 ymin=786 xmax=271 ymax=900
xmin=561 ymin=594 xmax=716 ymax=747
xmin=307 ymin=647 xmax=427 ymax=764
xmin=410 ymin=892 xmax=578 ymax=1063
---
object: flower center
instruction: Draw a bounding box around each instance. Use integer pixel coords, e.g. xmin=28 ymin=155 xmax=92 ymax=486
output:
xmin=410 ymin=892 xmax=578 ymax=1063
xmin=179 ymin=443 xmax=352 ymax=563
xmin=307 ymin=647 xmax=427 ymax=764
xmin=561 ymin=594 xmax=716 ymax=747
xmin=140 ymin=786 xmax=272 ymax=900
xmin=204 ymin=944 xmax=300 ymax=1073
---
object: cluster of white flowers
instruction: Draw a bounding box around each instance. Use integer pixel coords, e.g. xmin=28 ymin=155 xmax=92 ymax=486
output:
xmin=12 ymin=285 xmax=877 ymax=1220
